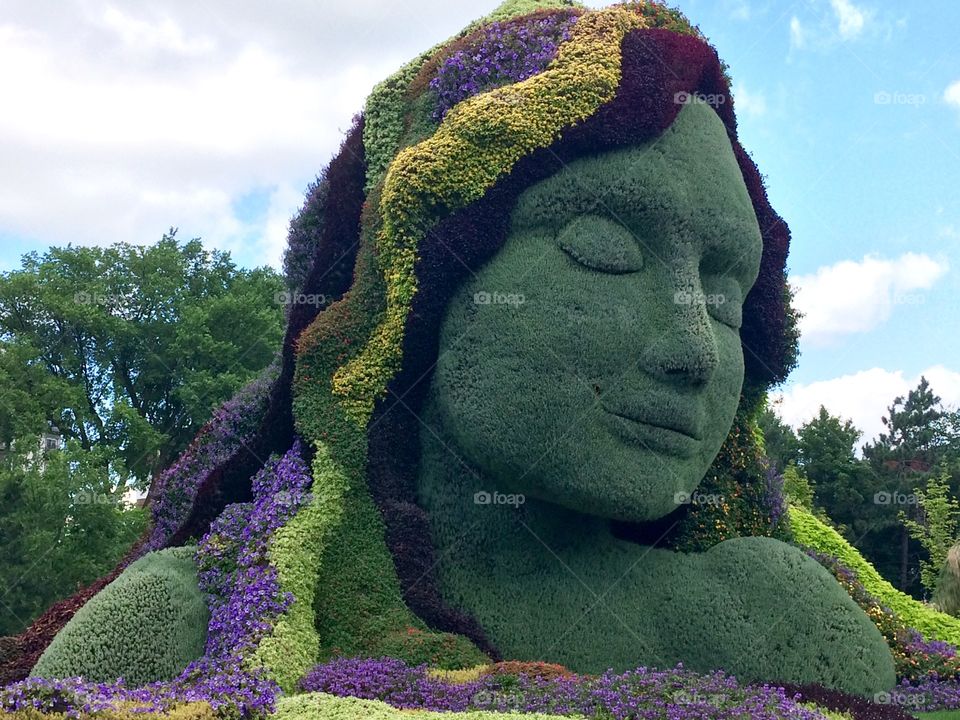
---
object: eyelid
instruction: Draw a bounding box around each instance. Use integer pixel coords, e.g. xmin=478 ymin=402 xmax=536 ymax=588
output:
xmin=557 ymin=215 xmax=644 ymax=275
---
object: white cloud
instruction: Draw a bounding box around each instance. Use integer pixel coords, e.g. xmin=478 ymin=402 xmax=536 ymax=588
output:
xmin=732 ymin=82 xmax=768 ymax=118
xmin=100 ymin=7 xmax=216 ymax=56
xmin=789 ymin=16 xmax=805 ymax=49
xmin=0 ymin=0 xmax=505 ymax=269
xmin=946 ymin=80 xmax=960 ymax=110
xmin=771 ymin=366 xmax=960 ymax=447
xmin=791 ymin=253 xmax=948 ymax=345
xmin=724 ymin=0 xmax=751 ymax=21
xmin=830 ymin=0 xmax=868 ymax=40
xmin=261 ymin=183 xmax=306 ymax=269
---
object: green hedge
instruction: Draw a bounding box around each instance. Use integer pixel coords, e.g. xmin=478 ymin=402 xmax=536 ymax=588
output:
xmin=30 ymin=547 xmax=207 ymax=686
xmin=274 ymin=693 xmax=580 ymax=720
xmin=788 ymin=505 xmax=960 ymax=646
xmin=0 ymin=704 xmax=216 ymax=720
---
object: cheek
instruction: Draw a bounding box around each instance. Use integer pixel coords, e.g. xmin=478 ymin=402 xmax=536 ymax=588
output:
xmin=705 ymin=327 xmax=746 ymax=432
xmin=430 ymin=253 xmax=600 ymax=479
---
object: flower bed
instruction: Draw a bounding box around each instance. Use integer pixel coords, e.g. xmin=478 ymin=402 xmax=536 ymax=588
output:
xmin=2 ymin=442 xmax=313 ymax=720
xmin=807 ymin=549 xmax=960 ymax=683
xmin=299 ymin=656 xmax=853 ymax=719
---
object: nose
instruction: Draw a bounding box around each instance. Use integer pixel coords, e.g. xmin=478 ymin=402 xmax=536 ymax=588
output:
xmin=636 ymin=268 xmax=720 ymax=386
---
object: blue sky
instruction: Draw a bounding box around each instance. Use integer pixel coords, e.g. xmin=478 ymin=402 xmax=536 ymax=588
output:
xmin=1 ymin=0 xmax=958 ymax=443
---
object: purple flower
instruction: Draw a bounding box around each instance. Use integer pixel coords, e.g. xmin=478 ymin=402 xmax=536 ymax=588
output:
xmin=299 ymin=657 xmax=834 ymax=719
xmin=145 ymin=361 xmax=280 ymax=553
xmin=2 ymin=441 xmax=314 ymax=719
xmin=430 ymin=15 xmax=578 ymax=120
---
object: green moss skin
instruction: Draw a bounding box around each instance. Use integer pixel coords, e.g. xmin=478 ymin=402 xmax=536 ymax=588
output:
xmin=416 ymin=102 xmax=895 ymax=695
xmin=30 ymin=547 xmax=207 ymax=686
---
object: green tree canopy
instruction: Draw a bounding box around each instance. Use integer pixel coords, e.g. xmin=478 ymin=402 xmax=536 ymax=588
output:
xmin=0 ymin=440 xmax=147 ymax=636
xmin=0 ymin=232 xmax=285 ymax=487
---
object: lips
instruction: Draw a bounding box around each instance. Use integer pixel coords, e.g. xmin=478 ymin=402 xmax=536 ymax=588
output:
xmin=601 ymin=402 xmax=704 ymax=457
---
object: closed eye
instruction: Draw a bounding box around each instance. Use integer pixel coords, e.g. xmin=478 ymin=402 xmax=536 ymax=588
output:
xmin=558 ymin=214 xmax=644 ymax=275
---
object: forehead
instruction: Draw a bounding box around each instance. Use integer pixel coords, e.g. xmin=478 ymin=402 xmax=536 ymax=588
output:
xmin=511 ymin=101 xmax=760 ymax=245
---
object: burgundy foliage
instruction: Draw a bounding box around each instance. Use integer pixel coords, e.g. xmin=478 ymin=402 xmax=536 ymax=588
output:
xmin=779 ymin=683 xmax=919 ymax=720
xmin=170 ymin=116 xmax=367 ymax=544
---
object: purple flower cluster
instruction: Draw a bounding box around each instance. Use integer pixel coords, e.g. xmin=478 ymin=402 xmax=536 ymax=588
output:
xmin=145 ymin=362 xmax=279 ymax=552
xmin=903 ymin=628 xmax=958 ymax=658
xmin=0 ymin=659 xmax=278 ymax=719
xmin=198 ymin=440 xmax=312 ymax=658
xmin=430 ymin=15 xmax=578 ymax=120
xmin=889 ymin=676 xmax=960 ymax=713
xmin=2 ymin=441 xmax=314 ymax=719
xmin=300 ymin=657 xmax=830 ymax=720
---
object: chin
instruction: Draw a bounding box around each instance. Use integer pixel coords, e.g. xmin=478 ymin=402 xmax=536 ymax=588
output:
xmin=529 ymin=468 xmax=697 ymax=524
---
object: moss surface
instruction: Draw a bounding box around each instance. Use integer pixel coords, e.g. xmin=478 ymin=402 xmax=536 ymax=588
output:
xmin=30 ymin=548 xmax=207 ymax=686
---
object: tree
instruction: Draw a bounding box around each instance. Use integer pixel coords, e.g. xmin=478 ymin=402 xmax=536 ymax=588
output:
xmin=899 ymin=466 xmax=960 ymax=596
xmin=782 ymin=461 xmax=815 ymax=509
xmin=797 ymin=406 xmax=872 ymax=534
xmin=0 ymin=439 xmax=146 ymax=636
xmin=864 ymin=377 xmax=947 ymax=593
xmin=0 ymin=232 xmax=285 ymax=487
xmin=758 ymin=400 xmax=800 ymax=473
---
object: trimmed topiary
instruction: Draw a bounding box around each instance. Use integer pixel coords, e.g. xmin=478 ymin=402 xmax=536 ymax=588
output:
xmin=0 ymin=639 xmax=17 ymax=667
xmin=789 ymin=505 xmax=960 ymax=646
xmin=2 ymin=0 xmax=884 ymax=705
xmin=30 ymin=548 xmax=207 ymax=686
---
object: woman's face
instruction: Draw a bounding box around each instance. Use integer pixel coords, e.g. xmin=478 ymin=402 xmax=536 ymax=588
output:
xmin=429 ymin=100 xmax=763 ymax=523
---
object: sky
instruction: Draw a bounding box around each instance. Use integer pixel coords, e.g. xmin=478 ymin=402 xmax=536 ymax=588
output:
xmin=1 ymin=0 xmax=958 ymax=446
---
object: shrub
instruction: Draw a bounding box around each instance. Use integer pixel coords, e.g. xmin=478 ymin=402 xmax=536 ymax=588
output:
xmin=789 ymin=505 xmax=960 ymax=645
xmin=30 ymin=547 xmax=207 ymax=686
xmin=780 ymin=683 xmax=918 ymax=720
xmin=935 ymin=544 xmax=960 ymax=617
xmin=0 ymin=703 xmax=216 ymax=720
xmin=0 ymin=639 xmax=17 ymax=666
xmin=274 ymin=693 xmax=573 ymax=720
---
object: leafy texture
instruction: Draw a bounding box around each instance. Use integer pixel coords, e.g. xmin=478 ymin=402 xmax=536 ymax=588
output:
xmin=789 ymin=505 xmax=960 ymax=645
xmin=31 ymin=548 xmax=207 ymax=686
